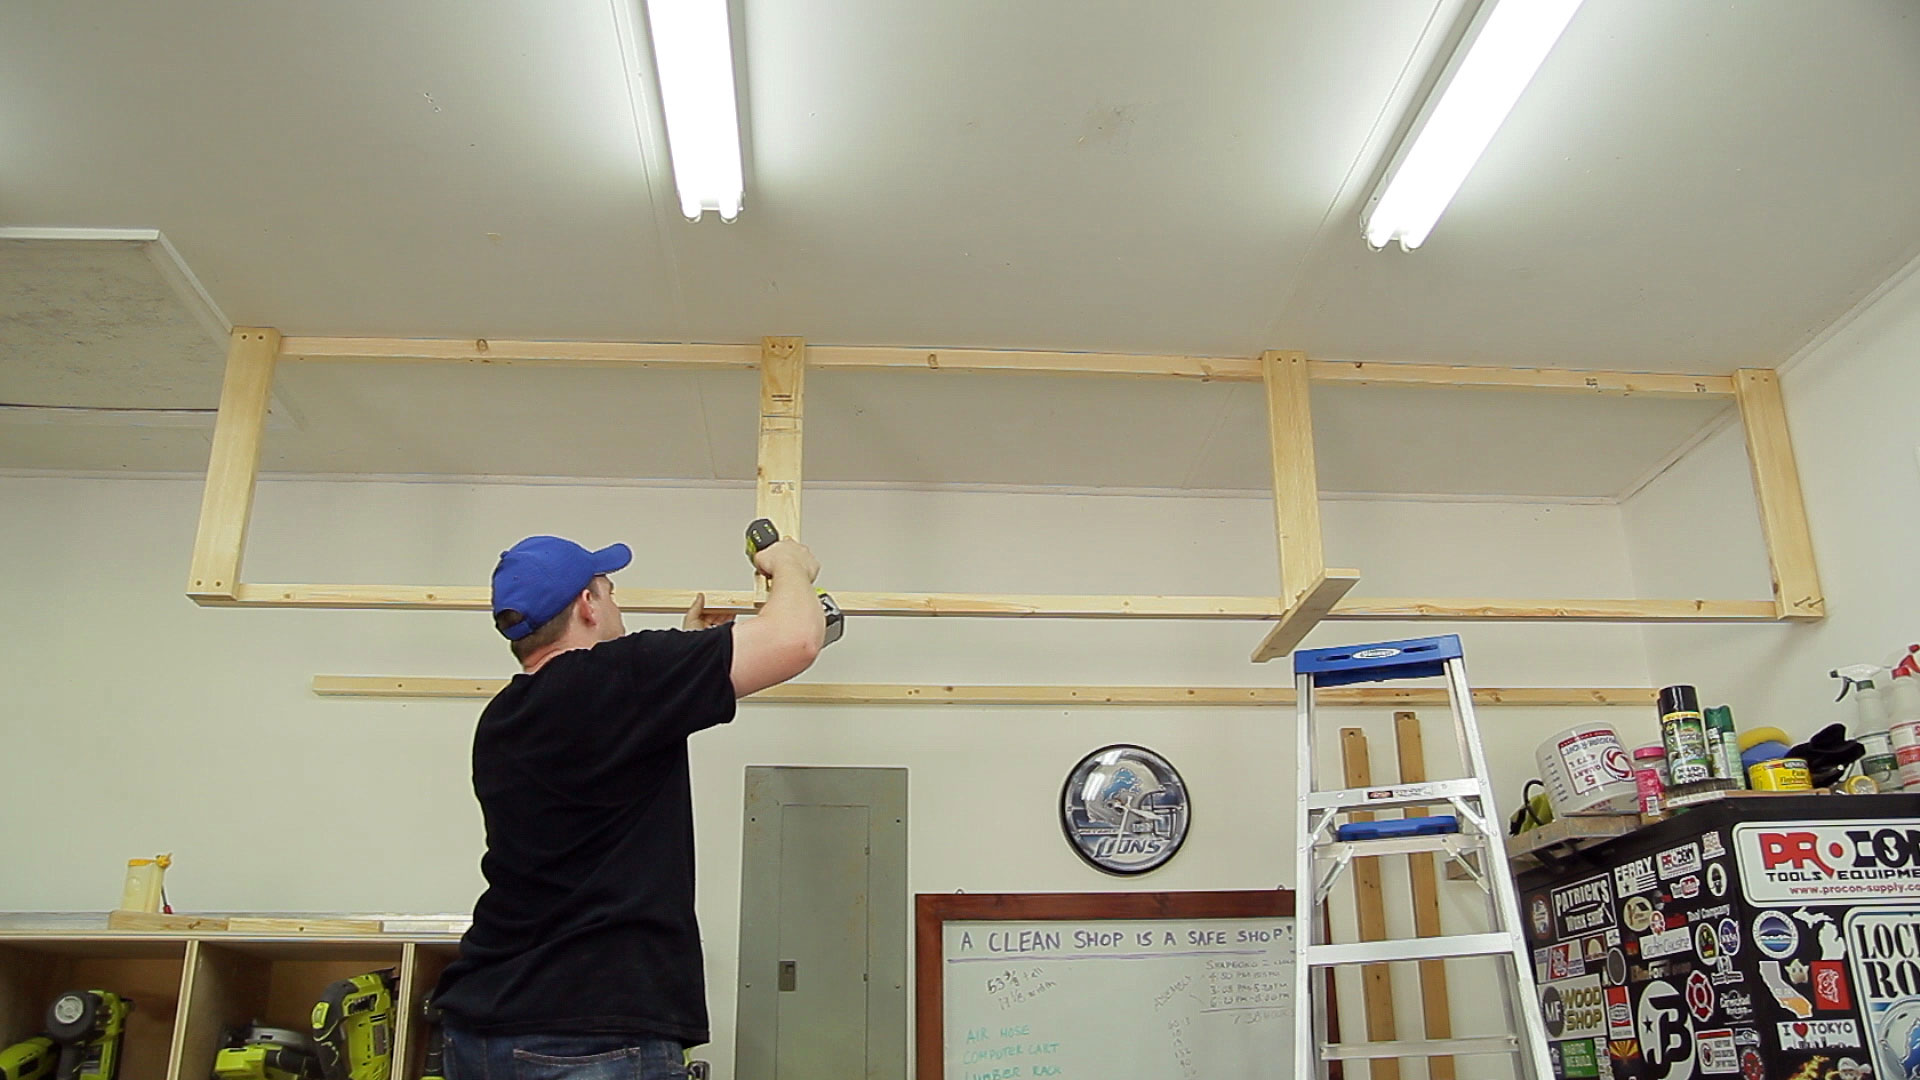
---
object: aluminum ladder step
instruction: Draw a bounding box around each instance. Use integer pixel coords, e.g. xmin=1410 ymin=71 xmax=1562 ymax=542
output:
xmin=1315 ymin=832 xmax=1482 ymax=861
xmin=1305 ymin=777 xmax=1488 ymax=812
xmin=1321 ymin=1036 xmax=1521 ymax=1060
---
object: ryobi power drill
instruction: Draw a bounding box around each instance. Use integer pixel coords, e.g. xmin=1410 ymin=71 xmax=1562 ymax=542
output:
xmin=0 ymin=1037 xmax=56 ymax=1080
xmin=744 ymin=519 xmax=843 ymax=646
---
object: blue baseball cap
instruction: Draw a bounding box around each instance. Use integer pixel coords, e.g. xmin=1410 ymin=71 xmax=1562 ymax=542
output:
xmin=490 ymin=536 xmax=632 ymax=640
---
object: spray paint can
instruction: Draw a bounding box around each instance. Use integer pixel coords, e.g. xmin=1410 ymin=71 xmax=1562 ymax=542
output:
xmin=1659 ymin=685 xmax=1713 ymax=786
xmin=1632 ymin=744 xmax=1669 ymax=818
xmin=1703 ymin=705 xmax=1744 ymax=787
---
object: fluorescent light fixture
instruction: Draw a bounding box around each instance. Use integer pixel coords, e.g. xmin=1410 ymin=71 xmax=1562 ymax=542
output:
xmin=1363 ymin=0 xmax=1584 ymax=251
xmin=639 ymin=0 xmax=745 ymax=221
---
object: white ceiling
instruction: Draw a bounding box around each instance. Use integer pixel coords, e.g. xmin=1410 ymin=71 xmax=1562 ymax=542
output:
xmin=2 ymin=1 xmax=1915 ymax=490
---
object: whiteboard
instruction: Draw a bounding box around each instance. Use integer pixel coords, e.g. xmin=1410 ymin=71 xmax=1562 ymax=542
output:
xmin=939 ymin=915 xmax=1295 ymax=1080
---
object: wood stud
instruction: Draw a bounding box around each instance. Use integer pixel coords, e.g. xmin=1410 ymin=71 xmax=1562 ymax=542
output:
xmin=186 ymin=328 xmax=278 ymax=601
xmin=1395 ymin=711 xmax=1455 ymax=1080
xmin=755 ymin=337 xmax=806 ymax=600
xmin=1734 ymin=368 xmax=1825 ymax=620
xmin=1340 ymin=728 xmax=1398 ymax=1080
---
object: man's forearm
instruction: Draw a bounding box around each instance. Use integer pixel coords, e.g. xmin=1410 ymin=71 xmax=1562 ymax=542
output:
xmin=759 ymin=569 xmax=827 ymax=651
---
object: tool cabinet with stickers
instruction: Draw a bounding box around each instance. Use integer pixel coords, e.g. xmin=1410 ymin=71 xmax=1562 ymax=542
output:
xmin=1517 ymin=794 xmax=1920 ymax=1080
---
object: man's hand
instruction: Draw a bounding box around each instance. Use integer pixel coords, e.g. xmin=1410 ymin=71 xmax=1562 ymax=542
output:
xmin=731 ymin=538 xmax=826 ymax=697
xmin=750 ymin=538 xmax=821 ymax=584
xmin=682 ymin=592 xmax=736 ymax=631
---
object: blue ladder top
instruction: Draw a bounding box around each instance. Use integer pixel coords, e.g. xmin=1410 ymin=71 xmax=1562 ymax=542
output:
xmin=1293 ymin=634 xmax=1464 ymax=687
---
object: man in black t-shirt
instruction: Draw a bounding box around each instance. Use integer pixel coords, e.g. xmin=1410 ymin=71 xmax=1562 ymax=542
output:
xmin=432 ymin=532 xmax=826 ymax=1080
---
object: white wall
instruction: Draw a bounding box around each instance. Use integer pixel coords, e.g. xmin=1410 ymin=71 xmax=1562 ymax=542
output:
xmin=0 ymin=473 xmax=1652 ymax=1077
xmin=1623 ymin=261 xmax=1920 ymax=736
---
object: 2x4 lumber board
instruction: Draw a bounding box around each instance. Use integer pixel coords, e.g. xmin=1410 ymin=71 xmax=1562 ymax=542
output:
xmin=1251 ymin=570 xmax=1362 ymax=662
xmin=278 ymin=336 xmax=760 ymax=368
xmin=187 ymin=328 xmax=279 ymax=601
xmin=756 ymin=337 xmax=805 ymax=601
xmin=1733 ymin=369 xmax=1825 ymax=620
xmin=1394 ymin=712 xmax=1454 ymax=1080
xmin=275 ymin=334 xmax=1732 ymax=396
xmin=105 ymin=911 xmax=232 ymax=932
xmin=807 ymin=345 xmax=1261 ymax=381
xmin=1340 ymin=729 xmax=1399 ymax=1080
xmin=310 ymin=676 xmax=1659 ymax=707
xmin=225 ymin=916 xmax=383 ymax=935
xmin=1264 ymin=350 xmax=1327 ymax=608
xmin=1329 ymin=597 xmax=1779 ymax=621
xmin=757 ymin=337 xmax=805 ymax=537
xmin=1309 ymin=361 xmax=1731 ymax=398
xmin=227 ymin=585 xmax=1277 ymax=616
xmin=220 ymin=584 xmax=1779 ymax=621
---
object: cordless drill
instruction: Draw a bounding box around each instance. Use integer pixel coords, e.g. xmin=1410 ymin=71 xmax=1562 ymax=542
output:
xmin=744 ymin=519 xmax=843 ymax=646
xmin=0 ymin=1037 xmax=57 ymax=1080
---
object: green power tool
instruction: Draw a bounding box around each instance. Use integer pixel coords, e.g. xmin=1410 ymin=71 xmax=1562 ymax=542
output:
xmin=44 ymin=991 xmax=132 ymax=1080
xmin=213 ymin=1028 xmax=322 ymax=1080
xmin=744 ymin=518 xmax=843 ymax=646
xmin=415 ymin=1001 xmax=443 ymax=1080
xmin=309 ymin=972 xmax=395 ymax=1080
xmin=0 ymin=1037 xmax=57 ymax=1080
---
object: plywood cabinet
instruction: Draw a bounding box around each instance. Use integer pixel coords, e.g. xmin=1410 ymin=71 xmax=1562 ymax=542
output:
xmin=0 ymin=933 xmax=458 ymax=1080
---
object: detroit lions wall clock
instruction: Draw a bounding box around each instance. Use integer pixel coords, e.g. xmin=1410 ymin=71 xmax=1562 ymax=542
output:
xmin=1059 ymin=744 xmax=1191 ymax=875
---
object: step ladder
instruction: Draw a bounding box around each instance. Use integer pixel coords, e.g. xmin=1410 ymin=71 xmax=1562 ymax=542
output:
xmin=1291 ymin=634 xmax=1553 ymax=1080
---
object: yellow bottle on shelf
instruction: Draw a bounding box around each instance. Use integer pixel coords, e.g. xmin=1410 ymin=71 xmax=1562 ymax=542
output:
xmin=118 ymin=853 xmax=171 ymax=912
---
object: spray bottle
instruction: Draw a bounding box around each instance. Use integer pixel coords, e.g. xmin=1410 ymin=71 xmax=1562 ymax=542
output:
xmin=1833 ymin=665 xmax=1895 ymax=791
xmin=1883 ymin=646 xmax=1920 ymax=790
xmin=1832 ymin=665 xmax=1889 ymax=722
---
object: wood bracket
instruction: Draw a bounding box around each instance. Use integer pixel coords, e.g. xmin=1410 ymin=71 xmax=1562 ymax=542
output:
xmin=187 ymin=328 xmax=278 ymax=602
xmin=1734 ymin=369 xmax=1824 ymax=619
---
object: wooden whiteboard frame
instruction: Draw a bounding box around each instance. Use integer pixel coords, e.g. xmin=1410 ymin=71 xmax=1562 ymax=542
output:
xmin=185 ymin=329 xmax=1820 ymax=661
xmin=913 ymin=889 xmax=1296 ymax=1080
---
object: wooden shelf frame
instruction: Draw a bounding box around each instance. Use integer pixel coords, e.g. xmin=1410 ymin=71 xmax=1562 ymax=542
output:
xmin=312 ymin=675 xmax=1657 ymax=707
xmin=186 ymin=330 xmax=1820 ymax=658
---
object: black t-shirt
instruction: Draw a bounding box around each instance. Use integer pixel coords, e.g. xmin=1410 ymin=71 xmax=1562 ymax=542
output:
xmin=432 ymin=625 xmax=736 ymax=1045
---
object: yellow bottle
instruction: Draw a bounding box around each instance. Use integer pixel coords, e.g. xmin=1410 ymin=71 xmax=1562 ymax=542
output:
xmin=118 ymin=854 xmax=171 ymax=912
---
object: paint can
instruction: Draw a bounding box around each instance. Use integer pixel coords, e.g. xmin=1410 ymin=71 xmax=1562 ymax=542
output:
xmin=1891 ymin=720 xmax=1920 ymax=790
xmin=1535 ymin=724 xmax=1637 ymax=815
xmin=1658 ymin=685 xmax=1713 ymax=786
xmin=1748 ymin=757 xmax=1813 ymax=791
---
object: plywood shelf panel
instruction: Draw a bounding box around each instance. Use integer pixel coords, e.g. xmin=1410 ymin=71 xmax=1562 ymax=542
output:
xmin=0 ymin=941 xmax=189 ymax=1080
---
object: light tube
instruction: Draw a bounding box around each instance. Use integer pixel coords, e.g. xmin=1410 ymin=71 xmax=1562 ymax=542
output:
xmin=641 ymin=0 xmax=745 ymax=221
xmin=1364 ymin=0 xmax=1584 ymax=251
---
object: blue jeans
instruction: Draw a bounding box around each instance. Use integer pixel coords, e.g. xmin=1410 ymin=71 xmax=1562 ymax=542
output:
xmin=444 ymin=1029 xmax=688 ymax=1080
